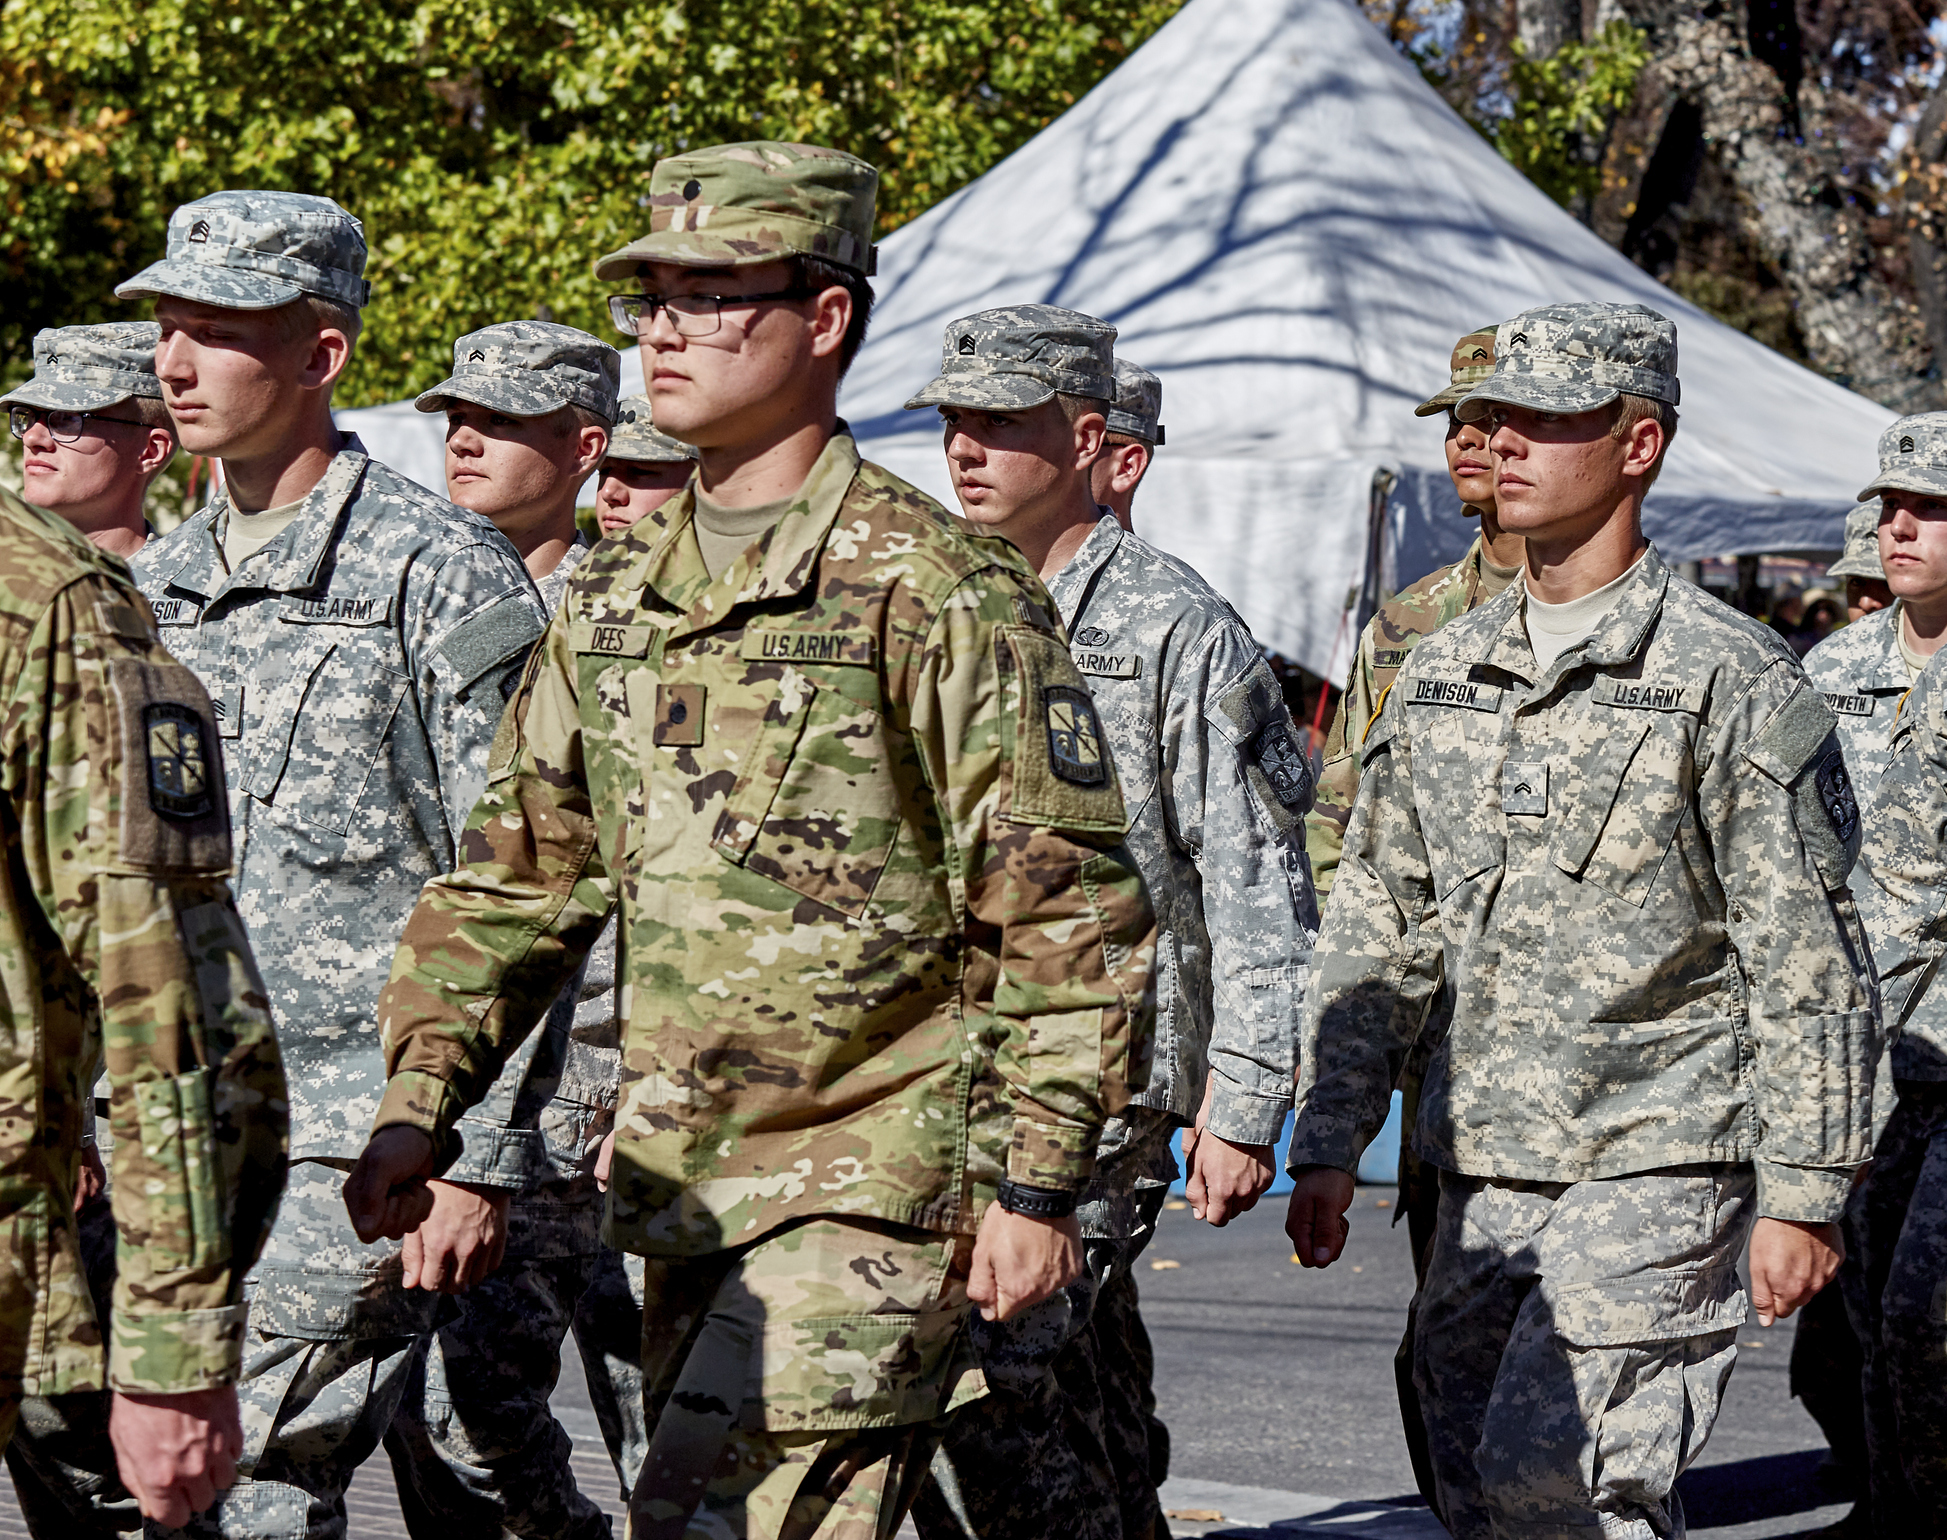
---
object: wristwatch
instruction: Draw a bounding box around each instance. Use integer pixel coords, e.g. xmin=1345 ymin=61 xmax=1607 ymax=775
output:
xmin=995 ymin=1179 xmax=1077 ymax=1219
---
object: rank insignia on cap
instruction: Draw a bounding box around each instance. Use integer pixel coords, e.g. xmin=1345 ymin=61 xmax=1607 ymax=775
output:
xmin=188 ymin=221 xmax=211 ymax=243
xmin=683 ymin=178 xmax=702 ymax=199
xmin=1817 ymin=751 xmax=1859 ymax=847
xmin=1902 ymin=435 xmax=1917 ymax=453
xmin=468 ymin=349 xmax=486 ymax=363
xmin=1044 ymin=686 xmax=1107 ymax=786
xmin=144 ymin=702 xmax=214 ymax=819
xmin=958 ymin=335 xmax=976 ymax=355
xmin=1253 ymin=720 xmax=1313 ymax=808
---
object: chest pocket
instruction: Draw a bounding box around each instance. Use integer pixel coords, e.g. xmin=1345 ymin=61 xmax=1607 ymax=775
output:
xmin=1414 ymin=714 xmax=1506 ymax=899
xmin=694 ymin=674 xmax=902 ymax=918
xmin=1551 ymin=715 xmax=1692 ymax=906
xmin=242 ymin=637 xmax=411 ymax=836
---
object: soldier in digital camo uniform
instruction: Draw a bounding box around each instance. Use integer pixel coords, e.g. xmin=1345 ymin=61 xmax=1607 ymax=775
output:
xmin=1835 ymin=416 xmax=1947 ymax=1536
xmin=0 ymin=482 xmax=286 ymax=1529
xmin=902 ymin=323 xmax=1315 ymax=1540
xmin=1285 ymin=302 xmax=1880 ymax=1539
xmin=595 ymin=394 xmax=696 ymax=537
xmin=377 ymin=325 xmax=645 ymax=1535
xmin=341 ymin=141 xmax=1157 ymax=1540
xmin=109 ymin=191 xmax=550 ymax=1540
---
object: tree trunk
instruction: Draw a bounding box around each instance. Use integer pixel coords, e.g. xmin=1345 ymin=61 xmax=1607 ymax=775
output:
xmin=1904 ymin=86 xmax=1947 ymax=399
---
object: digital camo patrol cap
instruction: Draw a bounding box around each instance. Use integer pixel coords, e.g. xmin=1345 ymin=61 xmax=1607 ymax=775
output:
xmin=1858 ymin=414 xmax=1947 ymax=503
xmin=1106 ymin=359 xmax=1164 ymax=446
xmin=904 ymin=306 xmax=1117 ymax=413
xmin=414 ymin=321 xmax=622 ymax=423
xmin=604 ymin=395 xmax=697 ymax=464
xmin=1827 ymin=502 xmax=1885 ymax=581
xmin=1457 ymin=302 xmax=1679 ymax=422
xmin=594 ymin=142 xmax=878 ymax=280
xmin=1414 ymin=325 xmax=1499 ymax=417
xmin=116 ymin=191 xmax=370 ymax=311
xmin=0 ymin=323 xmax=162 ymax=413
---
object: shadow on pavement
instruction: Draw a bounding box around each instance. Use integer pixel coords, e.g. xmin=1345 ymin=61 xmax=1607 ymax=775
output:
xmin=1676 ymin=1447 xmax=1850 ymax=1529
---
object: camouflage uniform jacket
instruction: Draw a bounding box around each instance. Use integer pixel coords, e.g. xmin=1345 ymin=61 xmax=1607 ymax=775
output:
xmin=371 ymin=431 xmax=1157 ymax=1256
xmin=1854 ymin=650 xmax=1947 ymax=1082
xmin=0 ymin=488 xmax=287 ymax=1399
xmin=1308 ymin=533 xmax=1490 ymax=899
xmin=131 ymin=444 xmax=547 ymax=1168
xmin=1290 ymin=547 xmax=1879 ymax=1223
xmin=1804 ymin=607 xmax=1907 ymax=936
xmin=1045 ymin=513 xmax=1316 ymax=1147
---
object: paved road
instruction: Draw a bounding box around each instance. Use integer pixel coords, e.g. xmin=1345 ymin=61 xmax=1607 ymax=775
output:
xmin=0 ymin=1185 xmax=1857 ymax=1536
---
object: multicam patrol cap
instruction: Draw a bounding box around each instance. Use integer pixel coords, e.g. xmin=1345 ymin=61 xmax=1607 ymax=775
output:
xmin=1414 ymin=325 xmax=1499 ymax=417
xmin=603 ymin=395 xmax=697 ymax=465
xmin=414 ymin=321 xmax=622 ymax=423
xmin=1827 ymin=501 xmax=1886 ymax=581
xmin=1456 ymin=302 xmax=1679 ymax=422
xmin=116 ymin=191 xmax=370 ymax=311
xmin=593 ymin=142 xmax=878 ymax=280
xmin=904 ymin=306 xmax=1117 ymax=413
xmin=0 ymin=323 xmax=163 ymax=413
xmin=1857 ymin=413 xmax=1947 ymax=502
xmin=1106 ymin=359 xmax=1165 ymax=446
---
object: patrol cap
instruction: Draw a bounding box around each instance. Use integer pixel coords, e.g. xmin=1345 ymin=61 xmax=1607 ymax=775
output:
xmin=116 ymin=191 xmax=370 ymax=311
xmin=1456 ymin=302 xmax=1680 ymax=422
xmin=604 ymin=394 xmax=697 ymax=465
xmin=1106 ymin=359 xmax=1164 ymax=446
xmin=593 ymin=142 xmax=878 ymax=280
xmin=0 ymin=323 xmax=163 ymax=413
xmin=1414 ymin=325 xmax=1499 ymax=417
xmin=1857 ymin=413 xmax=1947 ymax=503
xmin=1827 ymin=501 xmax=1885 ymax=581
xmin=414 ymin=321 xmax=622 ymax=423
xmin=904 ymin=306 xmax=1117 ymax=413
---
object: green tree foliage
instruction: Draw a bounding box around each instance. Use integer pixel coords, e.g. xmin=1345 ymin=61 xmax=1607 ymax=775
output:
xmin=2 ymin=0 xmax=1184 ymax=405
xmin=1490 ymin=21 xmax=1650 ymax=213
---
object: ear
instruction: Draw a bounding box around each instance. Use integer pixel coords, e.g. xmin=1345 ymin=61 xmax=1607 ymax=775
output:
xmin=139 ymin=428 xmax=177 ymax=480
xmin=575 ymin=424 xmax=610 ymax=480
xmin=1619 ymin=414 xmax=1664 ymax=481
xmin=301 ymin=325 xmax=355 ymax=394
xmin=1112 ymin=442 xmax=1151 ymax=496
xmin=1071 ymin=410 xmax=1108 ymax=474
xmin=805 ymin=286 xmax=853 ymax=364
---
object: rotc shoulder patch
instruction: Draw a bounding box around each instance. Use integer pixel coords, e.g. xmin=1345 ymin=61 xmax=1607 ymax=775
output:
xmin=105 ymin=659 xmax=231 ymax=876
xmin=1044 ymin=686 xmax=1107 ymax=785
xmin=1817 ymin=750 xmax=1860 ymax=850
xmin=144 ymin=702 xmax=214 ymax=818
xmin=1252 ymin=719 xmax=1313 ymax=810
xmin=998 ymin=625 xmax=1126 ymax=834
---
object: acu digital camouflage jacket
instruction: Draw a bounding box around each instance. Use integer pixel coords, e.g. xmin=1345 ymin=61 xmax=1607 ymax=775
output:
xmin=1291 ymin=548 xmax=1879 ymax=1224
xmin=372 ymin=431 xmax=1157 ymax=1256
xmin=1308 ymin=533 xmax=1495 ymax=899
xmin=1047 ymin=513 xmax=1316 ymax=1148
xmin=0 ymin=488 xmax=286 ymax=1414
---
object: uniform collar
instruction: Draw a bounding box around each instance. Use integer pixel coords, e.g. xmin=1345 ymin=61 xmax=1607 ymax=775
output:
xmin=146 ymin=435 xmax=370 ymax=600
xmin=1474 ymin=543 xmax=1670 ymax=685
xmin=1864 ymin=602 xmax=1914 ymax=691
xmin=640 ymin=427 xmax=861 ymax=634
xmin=1045 ymin=511 xmax=1124 ymax=630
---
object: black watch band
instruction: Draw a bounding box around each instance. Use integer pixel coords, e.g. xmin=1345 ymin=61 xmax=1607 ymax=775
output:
xmin=995 ymin=1179 xmax=1077 ymax=1219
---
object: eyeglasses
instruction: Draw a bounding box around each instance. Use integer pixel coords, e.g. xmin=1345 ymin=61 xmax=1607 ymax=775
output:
xmin=9 ymin=405 xmax=149 ymax=444
xmin=607 ymin=288 xmax=814 ymax=339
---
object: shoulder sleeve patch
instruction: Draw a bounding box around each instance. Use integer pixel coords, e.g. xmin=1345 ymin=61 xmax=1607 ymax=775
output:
xmin=997 ymin=624 xmax=1127 ymax=834
xmin=1215 ymin=661 xmax=1314 ymax=824
xmin=106 ymin=659 xmax=232 ymax=875
xmin=440 ymin=591 xmax=547 ymax=696
xmin=1795 ymin=741 xmax=1862 ymax=889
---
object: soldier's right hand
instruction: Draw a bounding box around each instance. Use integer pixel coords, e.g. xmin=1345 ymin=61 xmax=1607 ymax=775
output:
xmin=342 ymin=1125 xmax=439 ymax=1242
xmin=1284 ymin=1167 xmax=1356 ymax=1267
xmin=969 ymin=1204 xmax=1083 ymax=1321
xmin=108 ymin=1386 xmax=242 ymax=1527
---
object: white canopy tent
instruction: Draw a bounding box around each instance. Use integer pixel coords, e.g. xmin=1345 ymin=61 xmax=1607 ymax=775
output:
xmin=343 ymin=0 xmax=1895 ymax=685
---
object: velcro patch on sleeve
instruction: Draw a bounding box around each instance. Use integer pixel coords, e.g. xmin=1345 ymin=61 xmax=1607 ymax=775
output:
xmin=1744 ymin=683 xmax=1841 ymax=786
xmin=1594 ymin=677 xmax=1701 ymax=712
xmin=738 ymin=628 xmax=876 ymax=666
xmin=95 ymin=599 xmax=155 ymax=642
xmin=106 ymin=659 xmax=232 ymax=875
xmin=441 ymin=592 xmax=546 ymax=694
xmin=998 ymin=625 xmax=1127 ymax=834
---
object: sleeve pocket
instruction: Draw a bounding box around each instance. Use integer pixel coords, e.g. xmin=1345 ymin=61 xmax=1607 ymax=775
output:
xmin=131 ymin=1069 xmax=230 ymax=1274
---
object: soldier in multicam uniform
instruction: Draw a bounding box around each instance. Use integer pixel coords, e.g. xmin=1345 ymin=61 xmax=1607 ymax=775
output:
xmin=595 ymin=394 xmax=696 ymax=537
xmin=341 ymin=141 xmax=1157 ymax=1540
xmin=1833 ymin=416 xmax=1947 ymax=1537
xmin=1286 ymin=302 xmax=1880 ymax=1539
xmin=104 ymin=191 xmax=548 ymax=1539
xmin=903 ymin=314 xmax=1315 ymax=1540
xmin=0 ymin=481 xmax=286 ymax=1527
xmin=3 ymin=323 xmax=178 ymax=557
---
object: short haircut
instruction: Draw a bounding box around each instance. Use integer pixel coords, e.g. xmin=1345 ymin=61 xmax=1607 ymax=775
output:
xmin=1612 ymin=393 xmax=1678 ymax=491
xmin=796 ymin=256 xmax=873 ymax=377
xmin=129 ymin=393 xmax=178 ymax=441
xmin=271 ymin=294 xmax=364 ymax=353
xmin=1055 ymin=392 xmax=1112 ymax=427
xmin=553 ymin=403 xmax=612 ymax=439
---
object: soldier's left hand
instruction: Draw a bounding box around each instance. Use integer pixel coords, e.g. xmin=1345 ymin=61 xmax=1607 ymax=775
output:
xmin=343 ymin=1125 xmax=438 ymax=1242
xmin=1182 ymin=1084 xmax=1276 ymax=1226
xmin=1748 ymin=1216 xmax=1845 ymax=1326
xmin=402 ymin=1179 xmax=511 ymax=1292
xmin=969 ymin=1204 xmax=1083 ymax=1322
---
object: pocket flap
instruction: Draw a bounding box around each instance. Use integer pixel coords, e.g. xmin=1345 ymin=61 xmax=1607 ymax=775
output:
xmin=750 ymin=1307 xmax=968 ymax=1431
xmin=1551 ymin=716 xmax=1653 ymax=880
xmin=1545 ymin=1266 xmax=1747 ymax=1348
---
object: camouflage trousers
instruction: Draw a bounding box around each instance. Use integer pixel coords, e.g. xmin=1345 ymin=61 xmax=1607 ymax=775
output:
xmin=631 ymin=1216 xmax=980 ymax=1540
xmin=1416 ymin=1166 xmax=1756 ymax=1540
xmin=1838 ymin=1080 xmax=1947 ymax=1537
xmin=909 ymin=1110 xmax=1179 ymax=1540
xmin=384 ymin=1183 xmax=648 ymax=1539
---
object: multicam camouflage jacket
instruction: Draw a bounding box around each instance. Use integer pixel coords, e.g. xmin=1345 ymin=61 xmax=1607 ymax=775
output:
xmin=1046 ymin=513 xmax=1316 ymax=1148
xmin=372 ymin=431 xmax=1157 ymax=1256
xmin=131 ymin=443 xmax=547 ymax=1171
xmin=0 ymin=488 xmax=286 ymax=1406
xmin=1855 ymin=649 xmax=1947 ymax=1083
xmin=1308 ymin=533 xmax=1493 ymax=899
xmin=1290 ymin=547 xmax=1880 ymax=1223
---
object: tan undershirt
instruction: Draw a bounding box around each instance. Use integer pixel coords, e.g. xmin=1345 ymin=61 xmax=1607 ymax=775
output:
xmin=1477 ymin=553 xmax=1522 ymax=601
xmin=1523 ymin=552 xmax=1648 ymax=672
xmin=1899 ymin=610 xmax=1932 ymax=682
xmin=692 ymin=491 xmax=794 ymax=582
xmin=221 ymin=499 xmax=306 ymax=571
